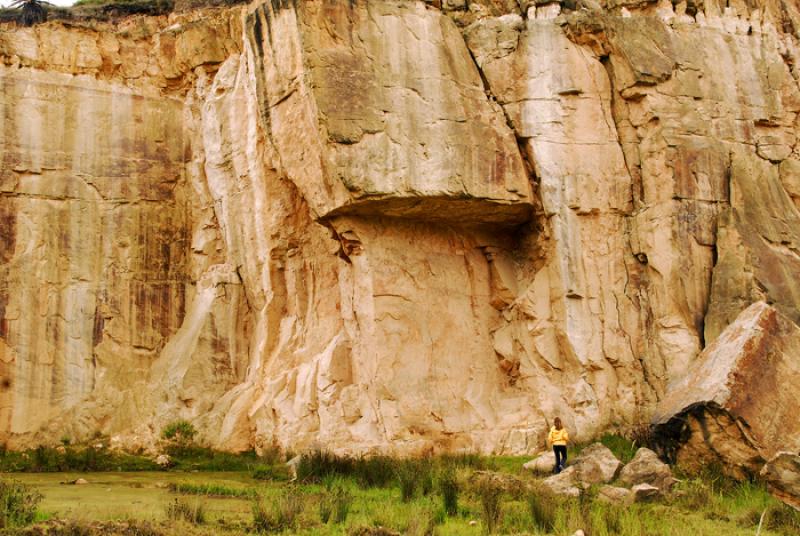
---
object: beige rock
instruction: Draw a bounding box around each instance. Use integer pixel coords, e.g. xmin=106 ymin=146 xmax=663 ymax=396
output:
xmin=523 ymin=451 xmax=557 ymax=474
xmin=1 ymin=0 xmax=800 ymax=457
xmin=652 ymin=303 xmax=800 ymax=477
xmin=570 ymin=443 xmax=623 ymax=485
xmin=597 ymin=485 xmax=631 ymax=504
xmin=618 ymin=448 xmax=675 ymax=491
xmin=540 ymin=467 xmax=582 ymax=497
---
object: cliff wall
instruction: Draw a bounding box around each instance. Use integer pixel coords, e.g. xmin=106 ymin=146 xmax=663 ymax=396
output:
xmin=1 ymin=0 xmax=799 ymax=454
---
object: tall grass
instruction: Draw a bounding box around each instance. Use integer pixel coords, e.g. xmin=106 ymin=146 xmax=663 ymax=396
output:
xmin=0 ymin=479 xmax=42 ymax=528
xmin=165 ymin=498 xmax=205 ymax=525
xmin=252 ymin=488 xmax=304 ymax=533
xmin=168 ymin=481 xmax=254 ymax=498
xmin=476 ymin=477 xmax=504 ymax=534
xmin=438 ymin=466 xmax=459 ymax=517
xmin=296 ymin=450 xmax=397 ymax=487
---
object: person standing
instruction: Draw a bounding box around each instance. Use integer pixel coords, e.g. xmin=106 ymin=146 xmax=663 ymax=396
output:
xmin=548 ymin=417 xmax=569 ymax=473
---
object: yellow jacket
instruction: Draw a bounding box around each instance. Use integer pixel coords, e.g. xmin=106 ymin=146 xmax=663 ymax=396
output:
xmin=548 ymin=426 xmax=569 ymax=446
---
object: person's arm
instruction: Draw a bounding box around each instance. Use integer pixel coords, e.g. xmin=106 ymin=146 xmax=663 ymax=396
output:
xmin=564 ymin=430 xmax=570 ymax=444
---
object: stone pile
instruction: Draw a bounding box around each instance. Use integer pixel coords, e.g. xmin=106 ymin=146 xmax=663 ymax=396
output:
xmin=527 ymin=444 xmax=675 ymax=504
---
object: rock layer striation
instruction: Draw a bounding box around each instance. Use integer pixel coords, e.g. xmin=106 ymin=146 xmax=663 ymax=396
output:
xmin=1 ymin=0 xmax=800 ymax=454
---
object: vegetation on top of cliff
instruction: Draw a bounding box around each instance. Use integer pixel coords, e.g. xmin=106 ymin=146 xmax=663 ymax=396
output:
xmin=0 ymin=0 xmax=248 ymax=26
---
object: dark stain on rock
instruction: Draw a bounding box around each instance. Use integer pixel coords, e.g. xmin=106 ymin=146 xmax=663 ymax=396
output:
xmin=0 ymin=203 xmax=16 ymax=265
xmin=92 ymin=309 xmax=104 ymax=347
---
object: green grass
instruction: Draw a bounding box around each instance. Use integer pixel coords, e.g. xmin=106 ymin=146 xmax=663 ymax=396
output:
xmin=2 ymin=455 xmax=797 ymax=536
xmin=168 ymin=482 xmax=255 ymax=499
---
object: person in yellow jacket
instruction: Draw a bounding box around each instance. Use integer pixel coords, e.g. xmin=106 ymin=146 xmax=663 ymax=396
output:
xmin=547 ymin=417 xmax=569 ymax=473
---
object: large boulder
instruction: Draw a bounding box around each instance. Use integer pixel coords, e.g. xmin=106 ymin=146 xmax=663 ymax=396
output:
xmin=760 ymin=452 xmax=800 ymax=511
xmin=651 ymin=302 xmax=800 ymax=478
xmin=523 ymin=451 xmax=557 ymax=475
xmin=570 ymin=443 xmax=623 ymax=485
xmin=618 ymin=448 xmax=675 ymax=491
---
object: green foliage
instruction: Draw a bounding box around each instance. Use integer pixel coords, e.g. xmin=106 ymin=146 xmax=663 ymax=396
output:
xmin=295 ymin=450 xmax=396 ymax=488
xmin=0 ymin=445 xmax=159 ymax=473
xmin=167 ymin=481 xmax=254 ymax=498
xmin=251 ymin=488 xmax=304 ymax=533
xmin=251 ymin=465 xmax=290 ymax=482
xmin=164 ymin=446 xmax=263 ymax=471
xmin=165 ymin=497 xmax=205 ymax=525
xmin=0 ymin=479 xmax=42 ymax=528
xmin=437 ymin=466 xmax=459 ymax=517
xmin=161 ymin=420 xmax=197 ymax=443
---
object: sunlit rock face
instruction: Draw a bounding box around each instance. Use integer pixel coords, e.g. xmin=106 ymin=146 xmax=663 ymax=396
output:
xmin=1 ymin=0 xmax=800 ymax=455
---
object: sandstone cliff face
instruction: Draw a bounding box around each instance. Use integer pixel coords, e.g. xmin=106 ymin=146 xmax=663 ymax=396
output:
xmin=1 ymin=0 xmax=799 ymax=454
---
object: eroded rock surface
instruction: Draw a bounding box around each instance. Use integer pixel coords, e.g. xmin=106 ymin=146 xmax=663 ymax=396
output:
xmin=1 ymin=0 xmax=800 ymax=455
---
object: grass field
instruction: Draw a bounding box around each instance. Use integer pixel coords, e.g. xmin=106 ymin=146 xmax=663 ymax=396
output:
xmin=1 ymin=455 xmax=798 ymax=535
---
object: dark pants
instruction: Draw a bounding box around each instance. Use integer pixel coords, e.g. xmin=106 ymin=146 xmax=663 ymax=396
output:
xmin=553 ymin=445 xmax=567 ymax=473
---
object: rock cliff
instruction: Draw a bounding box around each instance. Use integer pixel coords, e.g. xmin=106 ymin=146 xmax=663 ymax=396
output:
xmin=1 ymin=0 xmax=800 ymax=455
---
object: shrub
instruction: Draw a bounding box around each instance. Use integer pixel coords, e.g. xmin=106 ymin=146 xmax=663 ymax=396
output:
xmin=476 ymin=478 xmax=503 ymax=534
xmin=252 ymin=489 xmax=304 ymax=533
xmin=0 ymin=479 xmax=42 ymax=528
xmin=437 ymin=467 xmax=459 ymax=517
xmin=161 ymin=420 xmax=197 ymax=443
xmin=165 ymin=497 xmax=206 ymax=525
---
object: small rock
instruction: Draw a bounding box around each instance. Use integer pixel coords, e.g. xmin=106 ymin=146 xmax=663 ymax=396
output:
xmin=597 ymin=485 xmax=631 ymax=504
xmin=468 ymin=520 xmax=477 ymax=526
xmin=572 ymin=530 xmax=586 ymax=536
xmin=619 ymin=448 xmax=675 ymax=491
xmin=630 ymin=483 xmax=660 ymax=502
xmin=74 ymin=478 xmax=89 ymax=485
xmin=155 ymin=454 xmax=171 ymax=467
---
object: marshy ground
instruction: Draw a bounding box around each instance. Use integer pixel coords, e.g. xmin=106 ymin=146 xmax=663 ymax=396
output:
xmin=0 ymin=437 xmax=798 ymax=535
